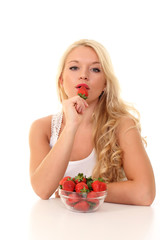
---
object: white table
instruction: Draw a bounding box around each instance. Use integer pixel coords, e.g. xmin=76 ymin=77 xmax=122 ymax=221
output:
xmin=28 ymin=198 xmax=160 ymax=240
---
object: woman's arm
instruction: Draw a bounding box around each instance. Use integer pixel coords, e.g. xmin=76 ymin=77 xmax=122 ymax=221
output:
xmin=29 ymin=118 xmax=77 ymax=199
xmin=29 ymin=96 xmax=88 ymax=200
xmin=105 ymin=117 xmax=156 ymax=206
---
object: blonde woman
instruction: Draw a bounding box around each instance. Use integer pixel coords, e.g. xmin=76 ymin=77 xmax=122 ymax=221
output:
xmin=29 ymin=39 xmax=156 ymax=205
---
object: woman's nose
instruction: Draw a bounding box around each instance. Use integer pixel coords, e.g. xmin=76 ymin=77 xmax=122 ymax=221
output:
xmin=79 ymin=67 xmax=89 ymax=80
xmin=79 ymin=70 xmax=89 ymax=80
xmin=79 ymin=76 xmax=88 ymax=80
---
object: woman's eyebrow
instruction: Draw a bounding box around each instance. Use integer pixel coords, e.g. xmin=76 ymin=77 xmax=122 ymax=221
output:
xmin=67 ymin=60 xmax=79 ymax=64
xmin=67 ymin=60 xmax=101 ymax=65
xmin=92 ymin=61 xmax=101 ymax=65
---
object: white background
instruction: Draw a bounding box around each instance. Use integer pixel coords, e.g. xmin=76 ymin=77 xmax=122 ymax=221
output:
xmin=0 ymin=0 xmax=160 ymax=236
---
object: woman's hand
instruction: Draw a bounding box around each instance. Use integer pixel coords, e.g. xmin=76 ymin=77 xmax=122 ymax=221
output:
xmin=55 ymin=190 xmax=60 ymax=198
xmin=62 ymin=96 xmax=89 ymax=129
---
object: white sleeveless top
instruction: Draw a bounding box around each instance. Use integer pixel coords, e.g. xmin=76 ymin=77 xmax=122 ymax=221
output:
xmin=50 ymin=112 xmax=97 ymax=178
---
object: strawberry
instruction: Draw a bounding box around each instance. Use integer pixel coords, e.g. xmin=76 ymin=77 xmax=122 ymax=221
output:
xmin=87 ymin=191 xmax=99 ymax=205
xmin=66 ymin=193 xmax=81 ymax=206
xmin=77 ymin=86 xmax=88 ymax=100
xmin=74 ymin=200 xmax=89 ymax=211
xmin=59 ymin=176 xmax=71 ymax=188
xmin=62 ymin=180 xmax=75 ymax=191
xmin=91 ymin=180 xmax=107 ymax=192
xmin=87 ymin=191 xmax=98 ymax=199
xmin=74 ymin=173 xmax=87 ymax=184
xmin=75 ymin=182 xmax=89 ymax=193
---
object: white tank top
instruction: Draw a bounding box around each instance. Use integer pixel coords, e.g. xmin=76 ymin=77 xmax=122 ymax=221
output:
xmin=50 ymin=112 xmax=97 ymax=178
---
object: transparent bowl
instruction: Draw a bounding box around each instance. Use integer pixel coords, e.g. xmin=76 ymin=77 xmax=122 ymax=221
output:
xmin=59 ymin=188 xmax=107 ymax=213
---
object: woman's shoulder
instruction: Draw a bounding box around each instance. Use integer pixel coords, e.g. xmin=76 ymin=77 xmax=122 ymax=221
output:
xmin=30 ymin=115 xmax=52 ymax=129
xmin=29 ymin=115 xmax=53 ymax=142
xmin=118 ymin=115 xmax=137 ymax=128
xmin=116 ymin=115 xmax=141 ymax=146
xmin=116 ymin=115 xmax=139 ymax=137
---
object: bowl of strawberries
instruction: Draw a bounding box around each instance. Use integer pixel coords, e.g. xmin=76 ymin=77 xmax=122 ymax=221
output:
xmin=58 ymin=173 xmax=107 ymax=213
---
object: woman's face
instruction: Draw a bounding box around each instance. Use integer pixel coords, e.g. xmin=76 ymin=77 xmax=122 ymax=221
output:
xmin=60 ymin=46 xmax=106 ymax=104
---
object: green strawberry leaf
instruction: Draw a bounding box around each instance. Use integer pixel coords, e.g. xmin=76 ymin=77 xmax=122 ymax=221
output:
xmin=86 ymin=176 xmax=93 ymax=190
xmin=80 ymin=187 xmax=90 ymax=193
xmin=98 ymin=177 xmax=105 ymax=182
xmin=67 ymin=177 xmax=74 ymax=181
xmin=88 ymin=201 xmax=97 ymax=207
xmin=75 ymin=173 xmax=85 ymax=182
xmin=78 ymin=93 xmax=87 ymax=100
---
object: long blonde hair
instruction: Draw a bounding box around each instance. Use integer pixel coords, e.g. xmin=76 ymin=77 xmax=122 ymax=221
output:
xmin=56 ymin=39 xmax=144 ymax=183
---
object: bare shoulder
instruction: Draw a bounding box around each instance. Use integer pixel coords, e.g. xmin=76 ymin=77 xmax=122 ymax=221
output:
xmin=29 ymin=115 xmax=52 ymax=144
xmin=117 ymin=116 xmax=138 ymax=134
xmin=116 ymin=116 xmax=142 ymax=146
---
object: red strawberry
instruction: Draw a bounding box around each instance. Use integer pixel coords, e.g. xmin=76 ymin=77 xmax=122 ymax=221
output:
xmin=91 ymin=180 xmax=107 ymax=192
xmin=87 ymin=191 xmax=98 ymax=198
xmin=66 ymin=193 xmax=81 ymax=206
xmin=74 ymin=173 xmax=87 ymax=184
xmin=62 ymin=180 xmax=75 ymax=191
xmin=87 ymin=191 xmax=99 ymax=205
xmin=77 ymin=86 xmax=88 ymax=100
xmin=74 ymin=200 xmax=89 ymax=211
xmin=59 ymin=176 xmax=71 ymax=187
xmin=75 ymin=182 xmax=89 ymax=193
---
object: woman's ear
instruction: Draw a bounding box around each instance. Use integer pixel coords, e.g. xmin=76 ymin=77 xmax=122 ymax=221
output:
xmin=103 ymin=85 xmax=106 ymax=92
xmin=59 ymin=75 xmax=63 ymax=86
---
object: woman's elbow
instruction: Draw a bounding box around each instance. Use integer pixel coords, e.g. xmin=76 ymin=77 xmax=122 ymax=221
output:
xmin=140 ymin=195 xmax=155 ymax=206
xmin=32 ymin=187 xmax=52 ymax=200
xmin=137 ymin=184 xmax=156 ymax=206
xmin=143 ymin=190 xmax=156 ymax=206
xmin=38 ymin=192 xmax=51 ymax=200
xmin=30 ymin=178 xmax=53 ymax=200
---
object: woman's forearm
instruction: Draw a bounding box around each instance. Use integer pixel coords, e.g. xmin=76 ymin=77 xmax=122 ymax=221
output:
xmin=105 ymin=180 xmax=155 ymax=206
xmin=31 ymin=125 xmax=77 ymax=199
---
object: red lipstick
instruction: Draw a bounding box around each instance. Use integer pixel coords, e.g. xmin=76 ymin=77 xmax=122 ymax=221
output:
xmin=76 ymin=83 xmax=90 ymax=89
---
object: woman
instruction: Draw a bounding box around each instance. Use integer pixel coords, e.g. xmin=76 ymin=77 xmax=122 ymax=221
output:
xmin=29 ymin=39 xmax=156 ymax=205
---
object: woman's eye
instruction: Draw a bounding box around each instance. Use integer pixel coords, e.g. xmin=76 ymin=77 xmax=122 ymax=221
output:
xmin=69 ymin=66 xmax=78 ymax=71
xmin=91 ymin=68 xmax=101 ymax=73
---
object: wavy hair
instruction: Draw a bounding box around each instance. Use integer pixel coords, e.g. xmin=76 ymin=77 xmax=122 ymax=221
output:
xmin=56 ymin=39 xmax=145 ymax=183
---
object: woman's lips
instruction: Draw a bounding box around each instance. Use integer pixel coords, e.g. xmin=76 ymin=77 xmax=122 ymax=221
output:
xmin=76 ymin=84 xmax=90 ymax=89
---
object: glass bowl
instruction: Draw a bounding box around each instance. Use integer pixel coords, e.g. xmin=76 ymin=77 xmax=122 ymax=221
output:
xmin=59 ymin=188 xmax=107 ymax=213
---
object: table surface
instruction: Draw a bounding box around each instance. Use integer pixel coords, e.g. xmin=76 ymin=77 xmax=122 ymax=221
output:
xmin=2 ymin=196 xmax=160 ymax=240
xmin=28 ymin=198 xmax=160 ymax=240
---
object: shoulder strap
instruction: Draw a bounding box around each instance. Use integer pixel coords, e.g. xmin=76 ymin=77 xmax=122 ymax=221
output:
xmin=50 ymin=112 xmax=63 ymax=147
